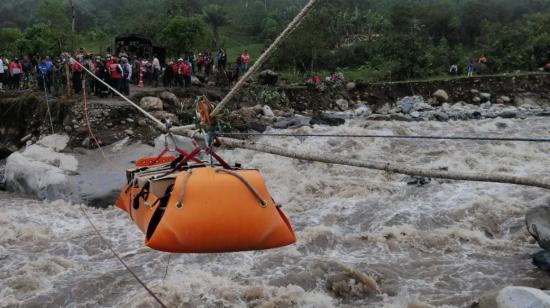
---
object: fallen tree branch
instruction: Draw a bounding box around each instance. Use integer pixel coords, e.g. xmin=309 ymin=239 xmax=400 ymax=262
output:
xmin=173 ymin=129 xmax=550 ymax=190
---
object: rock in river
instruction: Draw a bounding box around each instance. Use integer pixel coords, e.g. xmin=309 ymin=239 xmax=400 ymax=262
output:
xmin=526 ymin=205 xmax=550 ymax=250
xmin=478 ymin=286 xmax=550 ymax=308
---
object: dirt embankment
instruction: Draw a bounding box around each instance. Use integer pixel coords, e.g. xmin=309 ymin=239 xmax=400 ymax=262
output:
xmin=1 ymin=73 xmax=549 ymax=157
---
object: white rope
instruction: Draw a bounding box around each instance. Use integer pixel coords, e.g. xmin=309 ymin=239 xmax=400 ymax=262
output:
xmin=209 ymin=0 xmax=321 ymax=117
xmin=66 ymin=55 xmax=165 ymax=130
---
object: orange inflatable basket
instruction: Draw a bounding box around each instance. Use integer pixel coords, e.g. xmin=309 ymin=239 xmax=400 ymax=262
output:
xmin=116 ymin=165 xmax=296 ymax=253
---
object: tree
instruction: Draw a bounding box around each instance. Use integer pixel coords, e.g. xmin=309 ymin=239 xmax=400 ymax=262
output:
xmin=161 ymin=16 xmax=207 ymax=56
xmin=202 ymin=4 xmax=230 ymax=48
xmin=0 ymin=27 xmax=23 ymax=57
xmin=36 ymin=0 xmax=73 ymax=51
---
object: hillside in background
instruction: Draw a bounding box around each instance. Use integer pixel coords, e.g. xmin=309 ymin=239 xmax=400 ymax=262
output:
xmin=1 ymin=0 xmax=550 ymax=81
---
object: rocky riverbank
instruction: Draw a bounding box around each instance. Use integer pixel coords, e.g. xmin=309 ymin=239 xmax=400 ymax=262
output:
xmin=1 ymin=73 xmax=549 ymax=156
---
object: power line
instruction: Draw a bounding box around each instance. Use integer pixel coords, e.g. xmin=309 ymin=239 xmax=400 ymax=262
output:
xmin=217 ymin=132 xmax=550 ymax=143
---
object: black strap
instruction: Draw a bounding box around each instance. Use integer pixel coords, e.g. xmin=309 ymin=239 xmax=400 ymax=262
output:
xmin=132 ymin=181 xmax=150 ymax=210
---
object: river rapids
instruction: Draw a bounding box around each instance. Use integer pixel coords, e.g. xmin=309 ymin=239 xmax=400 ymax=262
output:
xmin=1 ymin=116 xmax=549 ymax=307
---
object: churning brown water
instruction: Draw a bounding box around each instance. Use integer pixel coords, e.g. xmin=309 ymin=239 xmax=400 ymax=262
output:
xmin=1 ymin=117 xmax=549 ymax=307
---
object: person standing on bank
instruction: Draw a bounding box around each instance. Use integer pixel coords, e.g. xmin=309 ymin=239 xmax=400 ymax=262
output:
xmin=120 ymin=57 xmax=132 ymax=95
xmin=9 ymin=58 xmax=23 ymax=90
xmin=241 ymin=49 xmax=250 ymax=72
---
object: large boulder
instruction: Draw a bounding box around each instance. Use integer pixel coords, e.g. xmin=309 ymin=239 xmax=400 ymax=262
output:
xmin=478 ymin=287 xmax=550 ymax=308
xmin=533 ymin=251 xmax=550 ymax=271
xmin=273 ymin=116 xmax=312 ymax=129
xmin=140 ymin=96 xmax=163 ymax=111
xmin=526 ymin=205 xmax=550 ymax=250
xmin=159 ymin=91 xmax=179 ymax=105
xmin=432 ymin=89 xmax=449 ymax=104
xmin=258 ymin=70 xmax=279 ymax=85
xmin=5 ymin=134 xmax=78 ymax=200
xmin=310 ymin=113 xmax=345 ymax=126
xmin=396 ymin=96 xmax=425 ymax=114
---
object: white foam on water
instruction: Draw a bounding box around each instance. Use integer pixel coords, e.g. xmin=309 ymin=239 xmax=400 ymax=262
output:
xmin=1 ymin=116 xmax=549 ymax=307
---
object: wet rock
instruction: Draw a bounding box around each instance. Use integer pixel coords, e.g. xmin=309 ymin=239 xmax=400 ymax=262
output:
xmin=367 ymin=114 xmax=392 ymax=121
xmin=64 ymin=126 xmax=73 ymax=133
xmin=400 ymin=102 xmax=414 ymax=114
xmin=478 ymin=286 xmax=550 ymax=308
xmin=471 ymin=89 xmax=480 ymax=95
xmin=533 ymin=251 xmax=550 ymax=271
xmin=159 ymin=91 xmax=178 ymax=105
xmin=36 ymin=134 xmax=70 ymax=152
xmin=120 ymin=120 xmax=126 ymax=125
xmin=258 ymin=70 xmax=279 ymax=85
xmin=240 ymin=107 xmax=259 ymax=119
xmin=5 ymin=135 xmax=78 ymax=200
xmin=389 ymin=114 xmax=413 ymax=122
xmin=432 ymin=89 xmax=449 ymax=104
xmin=137 ymin=119 xmax=147 ymax=126
xmin=403 ymin=176 xmax=431 ymax=186
xmin=191 ymin=76 xmax=201 ymax=86
xmin=335 ymin=99 xmax=349 ymax=111
xmin=472 ymin=97 xmax=481 ymax=104
xmin=498 ymin=110 xmax=518 ymax=119
xmin=433 ymin=111 xmax=449 ymax=121
xmin=140 ymin=96 xmax=163 ymax=111
xmin=272 ymin=116 xmax=311 ymax=129
xmin=480 ymin=92 xmax=491 ymax=101
xmin=124 ymin=129 xmax=134 ymax=136
xmin=410 ymin=111 xmax=420 ymax=118
xmin=310 ymin=113 xmax=345 ymax=126
xmin=151 ymin=111 xmax=179 ymax=125
xmin=375 ymin=103 xmax=391 ymax=114
xmin=346 ymin=82 xmax=356 ymax=91
xmin=126 ymin=118 xmax=134 ymax=124
xmin=262 ymin=105 xmax=275 ymax=117
xmin=396 ymin=96 xmax=424 ymax=114
xmin=81 ymin=137 xmax=90 ymax=148
xmin=526 ymin=205 xmax=550 ymax=250
xmin=354 ymin=105 xmax=371 ymax=117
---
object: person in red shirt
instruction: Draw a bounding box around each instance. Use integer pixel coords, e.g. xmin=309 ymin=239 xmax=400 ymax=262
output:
xmin=175 ymin=58 xmax=185 ymax=87
xmin=108 ymin=58 xmax=123 ymax=93
xmin=9 ymin=58 xmax=23 ymax=90
xmin=241 ymin=50 xmax=251 ymax=72
xmin=72 ymin=58 xmax=83 ymax=94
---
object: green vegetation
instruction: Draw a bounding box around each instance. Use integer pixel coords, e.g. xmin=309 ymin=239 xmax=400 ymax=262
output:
xmin=1 ymin=0 xmax=549 ymax=82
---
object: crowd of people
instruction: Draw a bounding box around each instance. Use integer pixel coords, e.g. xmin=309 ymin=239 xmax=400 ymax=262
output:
xmin=0 ymin=48 xmax=253 ymax=96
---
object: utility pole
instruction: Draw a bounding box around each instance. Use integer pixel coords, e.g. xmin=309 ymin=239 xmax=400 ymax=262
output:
xmin=69 ymin=0 xmax=76 ymax=52
xmin=70 ymin=0 xmax=75 ymax=32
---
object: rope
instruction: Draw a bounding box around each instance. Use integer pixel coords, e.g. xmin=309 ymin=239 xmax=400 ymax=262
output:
xmin=175 ymin=170 xmax=193 ymax=209
xmin=41 ymin=76 xmax=55 ymax=134
xmin=82 ymin=79 xmax=126 ymax=172
xmin=79 ymin=205 xmax=168 ymax=308
xmin=217 ymin=132 xmax=550 ymax=143
xmin=216 ymin=169 xmax=267 ymax=207
xmin=67 ymin=55 xmax=165 ymax=130
xmin=209 ymin=0 xmax=321 ymax=118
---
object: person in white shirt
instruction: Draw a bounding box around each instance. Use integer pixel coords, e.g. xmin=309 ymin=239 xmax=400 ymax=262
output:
xmin=152 ymin=56 xmax=160 ymax=87
xmin=0 ymin=56 xmax=5 ymax=91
